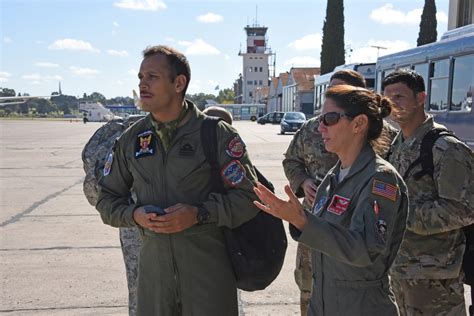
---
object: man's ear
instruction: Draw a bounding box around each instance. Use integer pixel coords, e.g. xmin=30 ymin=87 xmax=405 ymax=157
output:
xmin=175 ymin=75 xmax=187 ymax=94
xmin=416 ymin=91 xmax=426 ymax=109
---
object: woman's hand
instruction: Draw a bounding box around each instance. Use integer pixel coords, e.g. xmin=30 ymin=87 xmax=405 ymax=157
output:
xmin=253 ymin=183 xmax=308 ymax=230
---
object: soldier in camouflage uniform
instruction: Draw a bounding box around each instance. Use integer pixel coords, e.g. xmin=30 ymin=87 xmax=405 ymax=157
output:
xmin=82 ymin=117 xmax=143 ymax=316
xmin=284 ymin=69 xmax=373 ymax=315
xmin=383 ymin=70 xmax=474 ymax=315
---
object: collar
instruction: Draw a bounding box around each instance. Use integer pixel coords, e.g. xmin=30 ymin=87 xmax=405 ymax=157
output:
xmin=330 ymin=143 xmax=375 ymax=183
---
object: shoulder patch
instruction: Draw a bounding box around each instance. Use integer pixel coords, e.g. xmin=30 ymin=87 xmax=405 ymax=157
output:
xmin=327 ymin=194 xmax=350 ymax=215
xmin=313 ymin=196 xmax=328 ymax=215
xmin=372 ymin=179 xmax=397 ymax=201
xmin=135 ymin=130 xmax=155 ymax=158
xmin=225 ymin=136 xmax=245 ymax=158
xmin=221 ymin=160 xmax=246 ymax=186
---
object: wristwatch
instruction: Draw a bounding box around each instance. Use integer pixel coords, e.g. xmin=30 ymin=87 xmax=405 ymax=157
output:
xmin=196 ymin=205 xmax=210 ymax=225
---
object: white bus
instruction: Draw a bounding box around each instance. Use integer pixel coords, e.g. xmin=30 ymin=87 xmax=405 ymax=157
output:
xmin=375 ymin=24 xmax=474 ymax=149
xmin=205 ymin=103 xmax=266 ymax=121
xmin=313 ymin=63 xmax=376 ymax=115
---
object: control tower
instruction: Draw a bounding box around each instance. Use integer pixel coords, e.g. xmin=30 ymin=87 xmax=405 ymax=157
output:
xmin=239 ymin=24 xmax=273 ymax=104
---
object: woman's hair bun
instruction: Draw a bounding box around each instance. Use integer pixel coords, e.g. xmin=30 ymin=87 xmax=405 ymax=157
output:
xmin=378 ymin=96 xmax=392 ymax=118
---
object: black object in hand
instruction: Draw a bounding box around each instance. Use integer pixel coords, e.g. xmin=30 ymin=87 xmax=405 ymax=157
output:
xmin=144 ymin=205 xmax=166 ymax=215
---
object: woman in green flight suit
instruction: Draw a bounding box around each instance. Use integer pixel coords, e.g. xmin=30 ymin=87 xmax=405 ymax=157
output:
xmin=254 ymin=85 xmax=409 ymax=316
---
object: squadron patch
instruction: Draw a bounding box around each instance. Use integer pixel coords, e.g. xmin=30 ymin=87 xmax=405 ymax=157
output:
xmin=135 ymin=130 xmax=155 ymax=158
xmin=221 ymin=160 xmax=246 ymax=187
xmin=225 ymin=136 xmax=245 ymax=158
xmin=313 ymin=196 xmax=328 ymax=215
xmin=327 ymin=194 xmax=350 ymax=215
xmin=376 ymin=219 xmax=387 ymax=240
xmin=372 ymin=180 xmax=397 ymax=201
xmin=103 ymin=152 xmax=113 ymax=176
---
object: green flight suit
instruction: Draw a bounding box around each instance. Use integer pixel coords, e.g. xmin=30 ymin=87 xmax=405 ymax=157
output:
xmin=291 ymin=144 xmax=409 ymax=316
xmin=96 ymin=100 xmax=260 ymax=315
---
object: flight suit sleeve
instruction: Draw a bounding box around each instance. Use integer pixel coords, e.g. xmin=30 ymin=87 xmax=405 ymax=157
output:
xmin=283 ymin=122 xmax=311 ymax=198
xmin=407 ymin=139 xmax=474 ymax=235
xmin=200 ymin=122 xmax=261 ymax=229
xmin=295 ymin=171 xmax=408 ymax=267
xmin=96 ymin=140 xmax=137 ymax=228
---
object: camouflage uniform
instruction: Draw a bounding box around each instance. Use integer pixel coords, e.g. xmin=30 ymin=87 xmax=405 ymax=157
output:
xmin=282 ymin=117 xmax=338 ymax=315
xmin=120 ymin=227 xmax=141 ymax=316
xmin=388 ymin=115 xmax=474 ymax=315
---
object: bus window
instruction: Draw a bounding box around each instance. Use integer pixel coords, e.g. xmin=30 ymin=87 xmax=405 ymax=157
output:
xmin=429 ymin=59 xmax=450 ymax=111
xmin=241 ymin=106 xmax=250 ymax=115
xmin=250 ymin=106 xmax=258 ymax=114
xmin=413 ymin=63 xmax=429 ymax=91
xmin=451 ymin=54 xmax=474 ymax=112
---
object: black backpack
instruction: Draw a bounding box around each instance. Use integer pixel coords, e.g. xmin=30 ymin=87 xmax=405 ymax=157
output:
xmin=395 ymin=128 xmax=474 ymax=290
xmin=201 ymin=117 xmax=288 ymax=291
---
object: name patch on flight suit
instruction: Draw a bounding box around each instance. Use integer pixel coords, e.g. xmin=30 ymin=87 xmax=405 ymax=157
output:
xmin=327 ymin=194 xmax=350 ymax=215
xmin=313 ymin=196 xmax=327 ymax=215
xmin=179 ymin=142 xmax=196 ymax=157
xmin=221 ymin=160 xmax=245 ymax=186
xmin=226 ymin=136 xmax=245 ymax=158
xmin=372 ymin=180 xmax=397 ymax=201
xmin=135 ymin=130 xmax=155 ymax=158
xmin=103 ymin=152 xmax=113 ymax=176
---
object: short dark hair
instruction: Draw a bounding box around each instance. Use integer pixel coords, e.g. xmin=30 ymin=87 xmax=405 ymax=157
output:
xmin=330 ymin=69 xmax=366 ymax=88
xmin=382 ymin=69 xmax=426 ymax=95
xmin=142 ymin=45 xmax=191 ymax=97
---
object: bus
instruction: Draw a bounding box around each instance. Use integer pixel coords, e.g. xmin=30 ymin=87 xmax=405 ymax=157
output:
xmin=204 ymin=103 xmax=266 ymax=121
xmin=375 ymin=24 xmax=474 ymax=149
xmin=313 ymin=63 xmax=376 ymax=114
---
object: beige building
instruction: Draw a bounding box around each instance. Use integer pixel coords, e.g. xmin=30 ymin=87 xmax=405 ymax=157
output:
xmin=448 ymin=0 xmax=473 ymax=30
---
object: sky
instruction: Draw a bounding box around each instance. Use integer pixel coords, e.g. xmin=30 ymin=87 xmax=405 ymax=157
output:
xmin=1 ymin=0 xmax=450 ymax=99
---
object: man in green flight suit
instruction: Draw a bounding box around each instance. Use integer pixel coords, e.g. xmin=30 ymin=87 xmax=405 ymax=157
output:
xmin=96 ymin=45 xmax=260 ymax=315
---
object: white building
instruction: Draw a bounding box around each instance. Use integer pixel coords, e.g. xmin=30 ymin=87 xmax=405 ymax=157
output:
xmin=448 ymin=0 xmax=473 ymax=30
xmin=239 ymin=25 xmax=272 ymax=104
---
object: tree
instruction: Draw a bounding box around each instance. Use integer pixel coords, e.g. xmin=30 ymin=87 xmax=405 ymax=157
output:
xmin=217 ymin=88 xmax=235 ymax=104
xmin=186 ymin=93 xmax=217 ymax=110
xmin=320 ymin=0 xmax=345 ymax=74
xmin=0 ymin=87 xmax=16 ymax=97
xmin=417 ymin=0 xmax=437 ymax=46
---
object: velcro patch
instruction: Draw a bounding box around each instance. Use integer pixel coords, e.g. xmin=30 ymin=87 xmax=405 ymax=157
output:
xmin=372 ymin=180 xmax=397 ymax=201
xmin=135 ymin=130 xmax=155 ymax=158
xmin=327 ymin=194 xmax=350 ymax=215
xmin=313 ymin=196 xmax=327 ymax=215
xmin=376 ymin=219 xmax=387 ymax=241
xmin=225 ymin=136 xmax=245 ymax=158
xmin=221 ymin=160 xmax=246 ymax=187
xmin=103 ymin=152 xmax=113 ymax=176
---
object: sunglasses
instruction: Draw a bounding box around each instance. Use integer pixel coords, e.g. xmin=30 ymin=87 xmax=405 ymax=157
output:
xmin=318 ymin=112 xmax=352 ymax=126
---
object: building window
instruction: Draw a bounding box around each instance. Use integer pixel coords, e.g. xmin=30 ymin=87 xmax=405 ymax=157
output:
xmin=254 ymin=67 xmax=258 ymax=72
xmin=248 ymin=67 xmax=252 ymax=72
xmin=259 ymin=67 xmax=263 ymax=72
xmin=259 ymin=80 xmax=263 ymax=85
xmin=254 ymin=80 xmax=257 ymax=85
xmin=247 ymin=81 xmax=253 ymax=85
xmin=249 ymin=92 xmax=253 ymax=97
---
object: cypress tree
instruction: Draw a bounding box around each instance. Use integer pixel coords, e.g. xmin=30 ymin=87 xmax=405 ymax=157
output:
xmin=417 ymin=0 xmax=438 ymax=46
xmin=320 ymin=0 xmax=345 ymax=74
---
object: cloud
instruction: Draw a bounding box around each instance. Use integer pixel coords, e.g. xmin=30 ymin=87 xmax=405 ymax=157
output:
xmin=437 ymin=12 xmax=448 ymax=24
xmin=3 ymin=37 xmax=12 ymax=43
xmin=370 ymin=4 xmax=420 ymax=25
xmin=0 ymin=71 xmax=11 ymax=82
xmin=288 ymin=33 xmax=322 ymax=51
xmin=165 ymin=37 xmax=175 ymax=42
xmin=70 ymin=66 xmax=99 ymax=76
xmin=113 ymin=21 xmax=119 ymax=27
xmin=128 ymin=69 xmax=137 ymax=77
xmin=35 ymin=62 xmax=59 ymax=68
xmin=224 ymin=54 xmax=231 ymax=60
xmin=22 ymin=73 xmax=63 ymax=82
xmin=347 ymin=39 xmax=412 ymax=63
xmin=49 ymin=38 xmax=100 ymax=53
xmin=114 ymin=0 xmax=166 ymax=11
xmin=284 ymin=56 xmax=320 ymax=67
xmin=197 ymin=13 xmax=223 ymax=23
xmin=107 ymin=49 xmax=129 ymax=57
xmin=178 ymin=39 xmax=220 ymax=55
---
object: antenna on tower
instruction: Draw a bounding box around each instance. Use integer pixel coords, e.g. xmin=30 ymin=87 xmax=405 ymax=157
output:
xmin=255 ymin=5 xmax=258 ymax=26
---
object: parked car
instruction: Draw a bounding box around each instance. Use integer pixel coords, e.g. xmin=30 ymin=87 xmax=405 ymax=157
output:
xmin=280 ymin=112 xmax=306 ymax=134
xmin=257 ymin=111 xmax=285 ymax=125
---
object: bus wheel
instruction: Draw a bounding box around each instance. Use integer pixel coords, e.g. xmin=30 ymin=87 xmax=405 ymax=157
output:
xmin=250 ymin=116 xmax=257 ymax=121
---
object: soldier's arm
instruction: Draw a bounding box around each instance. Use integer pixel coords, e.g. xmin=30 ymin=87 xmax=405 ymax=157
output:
xmin=96 ymin=140 xmax=137 ymax=228
xmin=294 ymin=171 xmax=408 ymax=267
xmin=283 ymin=122 xmax=311 ymax=197
xmin=407 ymin=139 xmax=474 ymax=235
xmin=200 ymin=122 xmax=260 ymax=228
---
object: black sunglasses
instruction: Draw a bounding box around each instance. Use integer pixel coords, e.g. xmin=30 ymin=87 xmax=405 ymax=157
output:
xmin=318 ymin=112 xmax=351 ymax=126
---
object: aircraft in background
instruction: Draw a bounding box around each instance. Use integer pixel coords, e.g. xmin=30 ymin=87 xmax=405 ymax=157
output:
xmin=0 ymin=95 xmax=50 ymax=106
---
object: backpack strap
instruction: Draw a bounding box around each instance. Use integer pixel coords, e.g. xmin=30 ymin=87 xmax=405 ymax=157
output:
xmin=201 ymin=117 xmax=226 ymax=193
xmin=405 ymin=127 xmax=458 ymax=180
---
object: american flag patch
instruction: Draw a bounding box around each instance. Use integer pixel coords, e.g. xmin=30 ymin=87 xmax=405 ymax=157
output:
xmin=372 ymin=180 xmax=398 ymax=201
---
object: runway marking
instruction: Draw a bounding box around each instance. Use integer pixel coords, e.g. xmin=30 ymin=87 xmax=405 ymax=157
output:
xmin=0 ymin=179 xmax=83 ymax=228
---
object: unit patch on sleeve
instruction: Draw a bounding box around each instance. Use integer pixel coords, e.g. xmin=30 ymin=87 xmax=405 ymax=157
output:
xmin=135 ymin=130 xmax=155 ymax=158
xmin=221 ymin=160 xmax=246 ymax=186
xmin=376 ymin=219 xmax=387 ymax=241
xmin=225 ymin=136 xmax=245 ymax=158
xmin=372 ymin=179 xmax=397 ymax=201
xmin=327 ymin=194 xmax=350 ymax=215
xmin=103 ymin=152 xmax=114 ymax=176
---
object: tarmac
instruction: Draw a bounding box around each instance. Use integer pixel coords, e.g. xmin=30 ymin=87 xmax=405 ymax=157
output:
xmin=0 ymin=119 xmax=471 ymax=315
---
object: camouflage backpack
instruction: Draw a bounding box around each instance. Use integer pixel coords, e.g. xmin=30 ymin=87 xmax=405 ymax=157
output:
xmin=82 ymin=116 xmax=145 ymax=205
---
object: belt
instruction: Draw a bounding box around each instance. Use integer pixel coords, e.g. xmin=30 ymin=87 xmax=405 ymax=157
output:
xmin=331 ymin=277 xmax=389 ymax=289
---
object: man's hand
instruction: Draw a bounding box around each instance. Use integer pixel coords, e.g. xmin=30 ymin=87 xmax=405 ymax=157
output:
xmin=301 ymin=178 xmax=317 ymax=206
xmin=134 ymin=203 xmax=199 ymax=234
